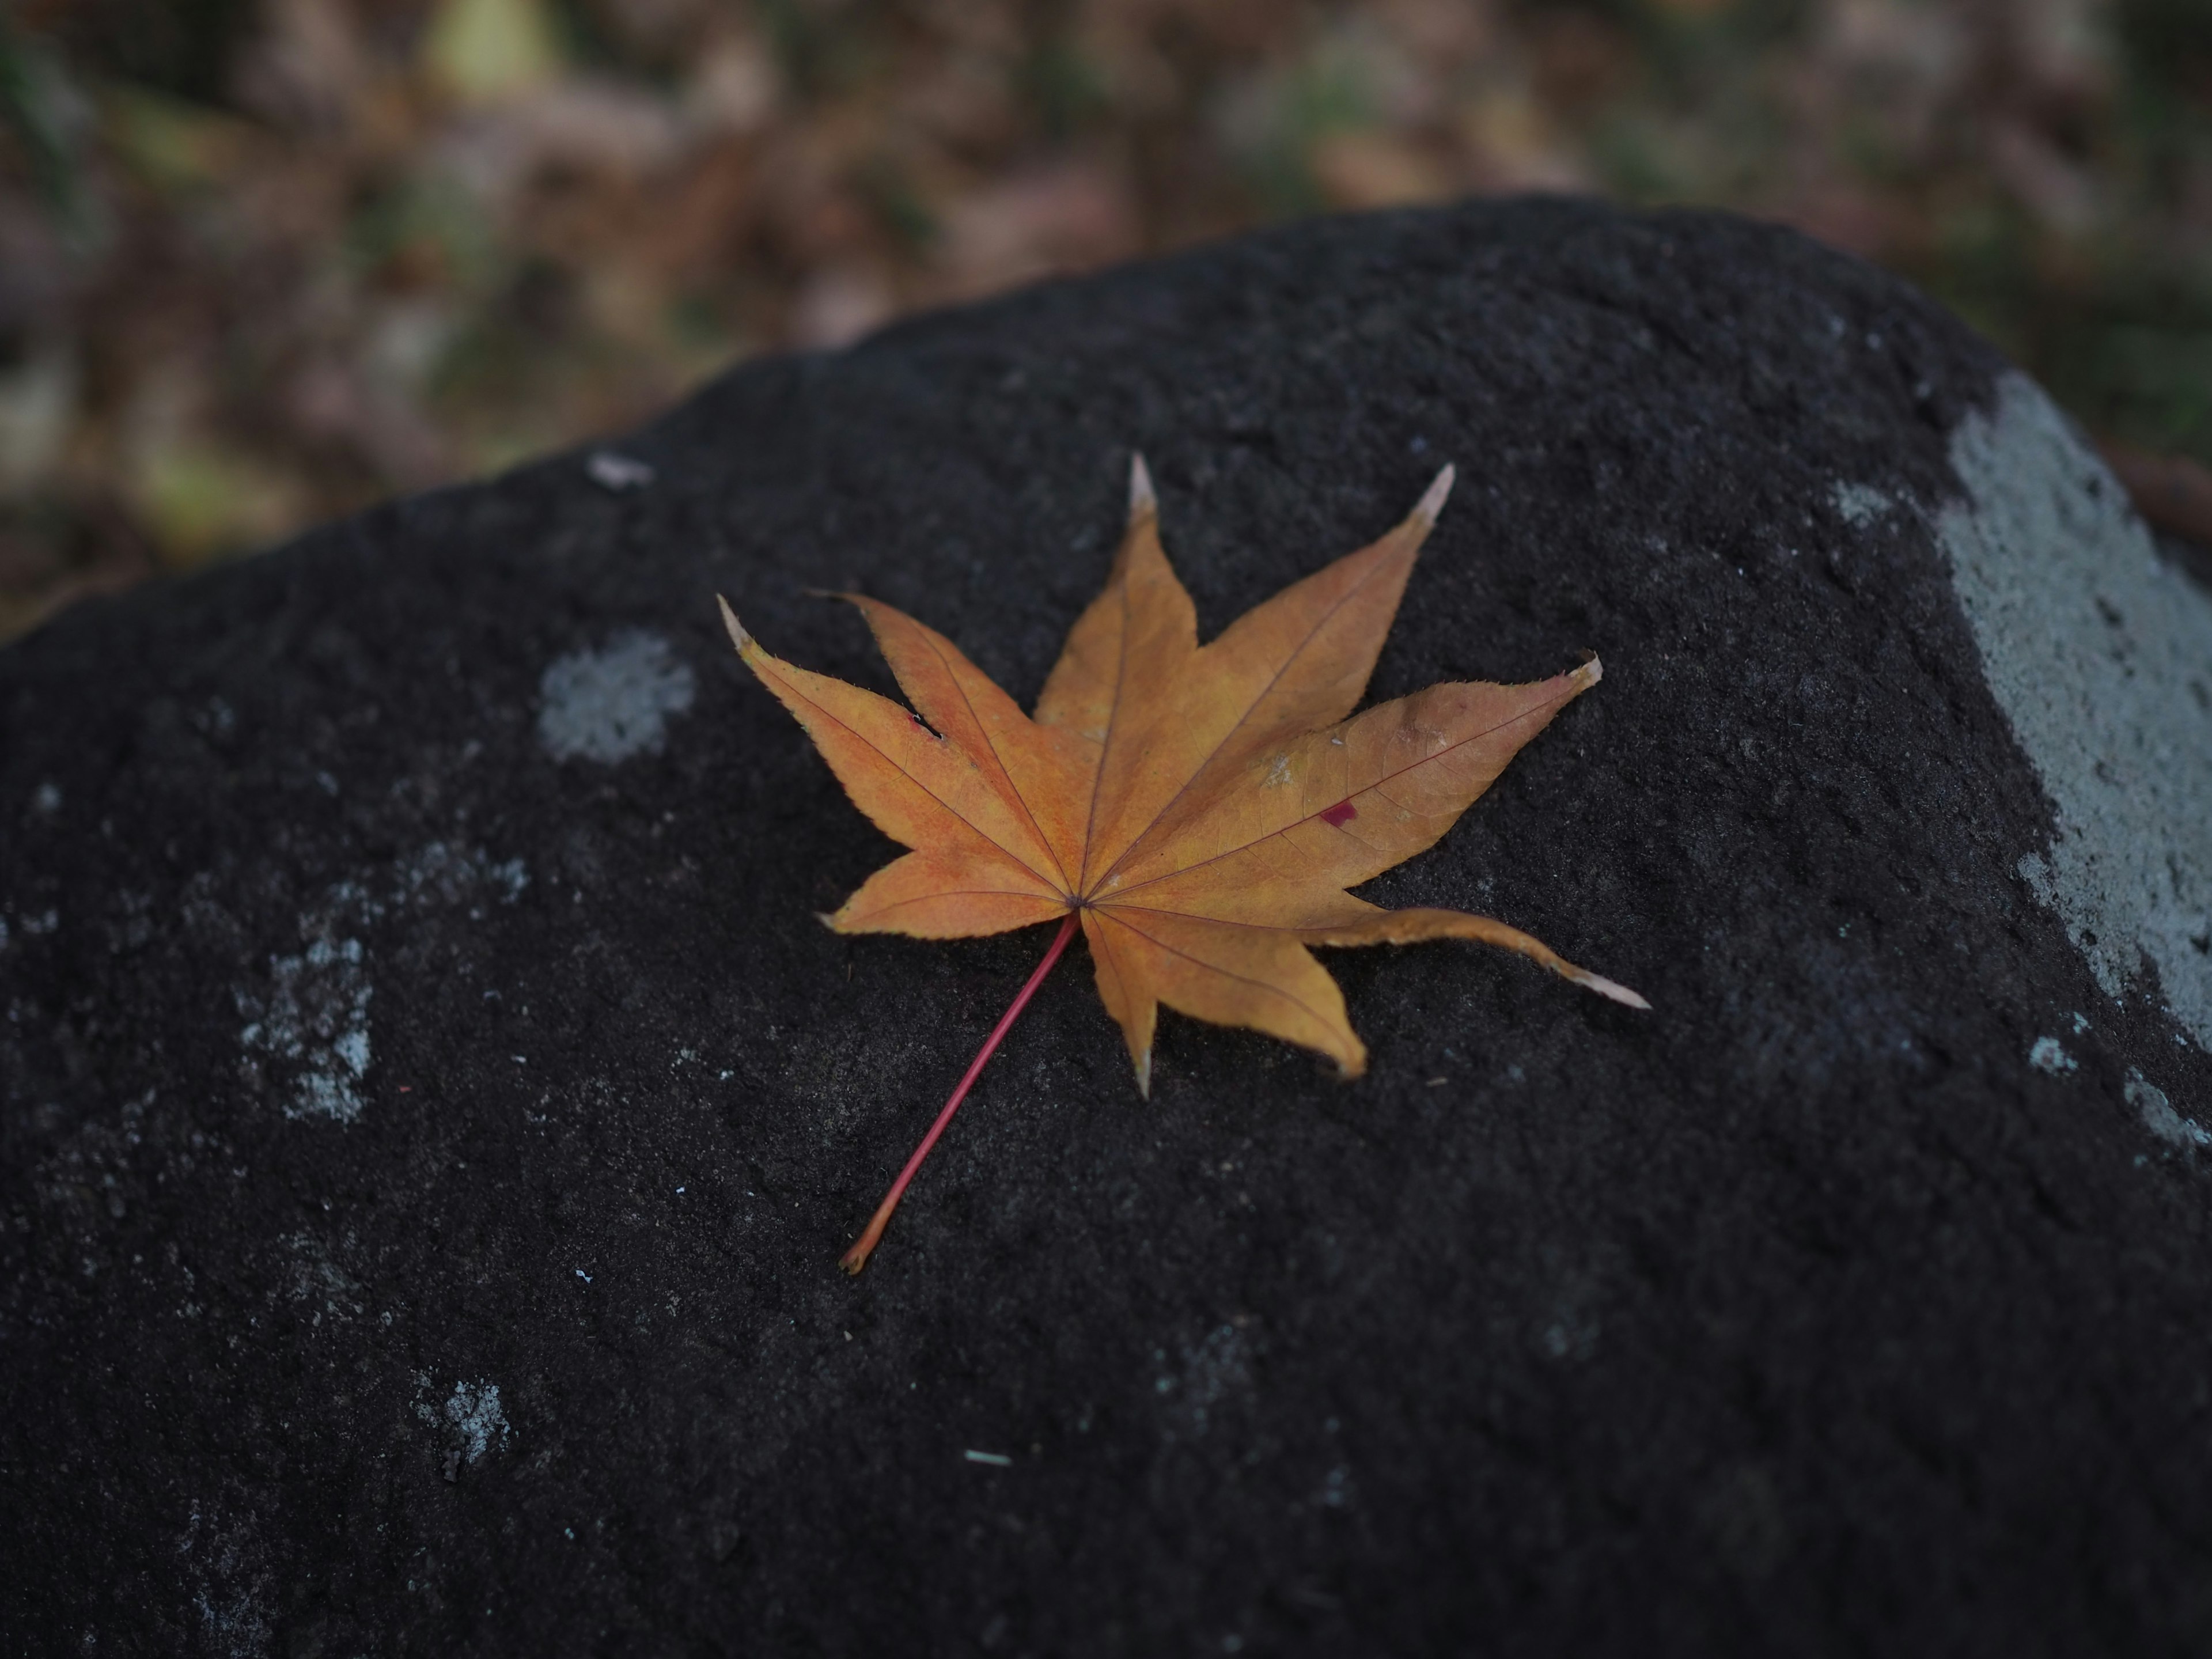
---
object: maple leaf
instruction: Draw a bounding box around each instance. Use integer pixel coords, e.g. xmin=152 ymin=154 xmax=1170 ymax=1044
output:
xmin=719 ymin=457 xmax=1645 ymax=1271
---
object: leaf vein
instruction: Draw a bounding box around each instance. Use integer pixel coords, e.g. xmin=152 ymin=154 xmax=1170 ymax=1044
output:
xmin=1109 ymin=686 xmax=1577 ymax=899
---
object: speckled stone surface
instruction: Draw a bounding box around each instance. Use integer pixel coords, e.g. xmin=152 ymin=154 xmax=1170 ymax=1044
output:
xmin=6 ymin=198 xmax=2212 ymax=1657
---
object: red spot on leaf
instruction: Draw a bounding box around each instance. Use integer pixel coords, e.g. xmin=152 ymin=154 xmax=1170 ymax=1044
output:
xmin=1320 ymin=800 xmax=1358 ymax=827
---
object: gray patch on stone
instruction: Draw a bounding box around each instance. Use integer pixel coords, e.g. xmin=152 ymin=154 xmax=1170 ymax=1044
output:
xmin=395 ymin=840 xmax=529 ymax=908
xmin=2029 ymin=1036 xmax=2077 ymax=1074
xmin=283 ymin=1230 xmax=365 ymax=1319
xmin=1831 ymin=481 xmax=1895 ymax=528
xmin=587 ymin=450 xmax=655 ymax=491
xmin=237 ymin=936 xmax=373 ymax=1123
xmin=179 ymin=1499 xmax=274 ymax=1659
xmin=416 ymin=1376 xmax=510 ymax=1464
xmin=2128 ymin=1068 xmax=2210 ymax=1150
xmin=538 ymin=630 xmax=695 ymax=764
xmin=1158 ymin=1324 xmax=1252 ymax=1438
xmin=1937 ymin=374 xmax=2212 ymax=1047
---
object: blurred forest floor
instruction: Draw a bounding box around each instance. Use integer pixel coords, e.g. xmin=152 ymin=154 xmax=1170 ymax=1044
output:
xmin=3 ymin=0 xmax=2210 ymax=637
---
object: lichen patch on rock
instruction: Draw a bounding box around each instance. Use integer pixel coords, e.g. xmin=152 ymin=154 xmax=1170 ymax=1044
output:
xmin=1939 ymin=374 xmax=2212 ymax=1047
xmin=537 ymin=630 xmax=696 ymax=764
xmin=2128 ymin=1069 xmax=2210 ymax=1152
xmin=236 ymin=936 xmax=373 ymax=1124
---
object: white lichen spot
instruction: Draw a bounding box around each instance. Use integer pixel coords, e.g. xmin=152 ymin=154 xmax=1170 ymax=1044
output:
xmin=419 ymin=1378 xmax=511 ymax=1463
xmin=1939 ymin=376 xmax=2212 ymax=1049
xmin=324 ymin=876 xmax=382 ymax=923
xmin=538 ymin=630 xmax=696 ymax=764
xmin=2028 ymin=1036 xmax=2077 ymax=1074
xmin=32 ymin=780 xmax=62 ymax=815
xmin=1263 ymin=753 xmax=1293 ymax=789
xmin=179 ymin=1498 xmax=274 ymax=1659
xmin=283 ymin=1230 xmax=365 ymax=1319
xmin=395 ymin=841 xmax=529 ymax=907
xmin=2128 ymin=1068 xmax=2211 ymax=1150
xmin=1161 ymin=1323 xmax=1252 ymax=1437
xmin=237 ymin=936 xmax=373 ymax=1123
xmin=586 ymin=450 xmax=655 ymax=491
xmin=1831 ymin=481 xmax=1896 ymax=528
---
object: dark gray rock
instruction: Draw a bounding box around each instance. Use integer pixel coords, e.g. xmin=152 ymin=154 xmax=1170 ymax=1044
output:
xmin=6 ymin=198 xmax=2212 ymax=1657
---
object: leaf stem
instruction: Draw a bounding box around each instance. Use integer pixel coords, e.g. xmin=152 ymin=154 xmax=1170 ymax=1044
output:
xmin=840 ymin=912 xmax=1080 ymax=1275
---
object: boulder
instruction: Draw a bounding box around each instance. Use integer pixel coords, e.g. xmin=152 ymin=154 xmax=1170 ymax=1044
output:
xmin=5 ymin=198 xmax=2211 ymax=1656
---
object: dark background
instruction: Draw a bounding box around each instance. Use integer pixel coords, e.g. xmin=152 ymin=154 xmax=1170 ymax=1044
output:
xmin=3 ymin=0 xmax=2211 ymax=636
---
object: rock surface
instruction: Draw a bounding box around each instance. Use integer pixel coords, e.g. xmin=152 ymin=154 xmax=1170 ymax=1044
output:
xmin=6 ymin=198 xmax=2212 ymax=1656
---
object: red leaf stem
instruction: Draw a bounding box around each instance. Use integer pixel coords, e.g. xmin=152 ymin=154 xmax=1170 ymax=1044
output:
xmin=839 ymin=911 xmax=1080 ymax=1274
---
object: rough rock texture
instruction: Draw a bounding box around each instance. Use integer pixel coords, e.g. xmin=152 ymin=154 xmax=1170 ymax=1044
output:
xmin=6 ymin=199 xmax=2212 ymax=1657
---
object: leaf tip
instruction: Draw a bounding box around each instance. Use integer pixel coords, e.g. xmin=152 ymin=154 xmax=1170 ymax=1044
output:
xmin=1573 ymin=968 xmax=1649 ymax=1010
xmin=1573 ymin=652 xmax=1603 ymax=690
xmin=1128 ymin=453 xmax=1157 ymax=521
xmin=1414 ymin=463 xmax=1456 ymax=526
xmin=1133 ymin=1047 xmax=1153 ymax=1099
xmin=716 ymin=593 xmax=755 ymax=654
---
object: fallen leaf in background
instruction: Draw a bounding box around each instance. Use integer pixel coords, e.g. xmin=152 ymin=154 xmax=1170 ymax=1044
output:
xmin=1310 ymin=129 xmax=1453 ymax=209
xmin=930 ymin=161 xmax=1141 ymax=304
xmin=722 ymin=458 xmax=1643 ymax=1270
xmin=786 ymin=263 xmax=895 ymax=351
xmin=422 ymin=0 xmax=563 ymax=108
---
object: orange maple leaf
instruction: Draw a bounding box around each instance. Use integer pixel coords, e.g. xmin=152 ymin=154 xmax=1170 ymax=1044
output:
xmin=720 ymin=458 xmax=1645 ymax=1271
